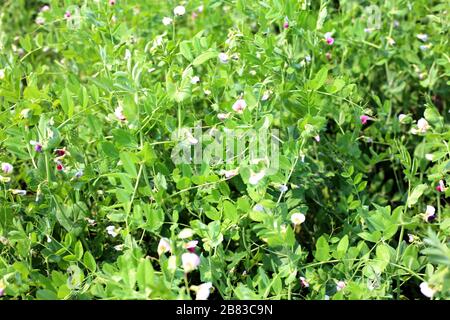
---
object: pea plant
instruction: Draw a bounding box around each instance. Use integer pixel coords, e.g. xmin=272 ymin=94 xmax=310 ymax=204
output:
xmin=0 ymin=0 xmax=448 ymax=300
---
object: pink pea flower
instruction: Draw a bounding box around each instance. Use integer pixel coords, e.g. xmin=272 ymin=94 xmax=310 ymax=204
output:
xmin=336 ymin=280 xmax=346 ymax=291
xmin=325 ymin=32 xmax=334 ymax=45
xmin=64 ymin=11 xmax=71 ymax=19
xmin=40 ymin=5 xmax=50 ymax=12
xmin=55 ymin=148 xmax=66 ymax=157
xmin=30 ymin=140 xmax=42 ymax=152
xmin=300 ymin=277 xmax=310 ymax=288
xmin=325 ymin=52 xmax=332 ymax=60
xmin=182 ymin=252 xmax=200 ymax=273
xmin=109 ymin=0 xmax=116 ymax=5
xmin=232 ymin=98 xmax=247 ymax=114
xmin=360 ymin=115 xmax=369 ymax=125
xmin=283 ymin=19 xmax=289 ymax=29
xmin=56 ymin=162 xmax=64 ymax=171
xmin=184 ymin=240 xmax=199 ymax=253
xmin=436 ymin=180 xmax=447 ymax=192
xmin=1 ymin=162 xmax=13 ymax=175
xmin=35 ymin=17 xmax=45 ymax=25
xmin=114 ymin=106 xmax=126 ymax=121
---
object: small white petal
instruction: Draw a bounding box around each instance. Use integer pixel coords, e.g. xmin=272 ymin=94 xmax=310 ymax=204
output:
xmin=218 ymin=52 xmax=229 ymax=63
xmin=196 ymin=282 xmax=213 ymax=300
xmin=249 ymin=170 xmax=265 ymax=185
xmin=291 ymin=213 xmax=305 ymax=225
xmin=182 ymin=252 xmax=200 ymax=273
xmin=158 ymin=238 xmax=171 ymax=256
xmin=178 ymin=228 xmax=194 ymax=239
xmin=173 ymin=5 xmax=186 ymax=16
xmin=232 ymin=99 xmax=247 ymax=114
xmin=420 ymin=282 xmax=435 ymax=298
xmin=162 ymin=17 xmax=173 ymax=25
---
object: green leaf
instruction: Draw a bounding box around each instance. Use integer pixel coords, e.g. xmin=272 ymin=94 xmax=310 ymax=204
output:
xmin=192 ymin=50 xmax=218 ymax=66
xmin=335 ymin=235 xmax=349 ymax=259
xmin=112 ymin=128 xmax=137 ymax=148
xmin=308 ymin=67 xmax=328 ymax=90
xmin=223 ymin=200 xmax=238 ymax=224
xmin=60 ymin=88 xmax=74 ymax=118
xmin=375 ymin=244 xmax=391 ymax=271
xmin=358 ymin=231 xmax=381 ymax=243
xmin=83 ymin=252 xmax=96 ymax=272
xmin=179 ymin=41 xmax=193 ymax=61
xmin=36 ymin=289 xmax=58 ymax=300
xmin=81 ymin=86 xmax=89 ymax=109
xmin=74 ymin=241 xmax=84 ymax=260
xmin=424 ymin=107 xmax=441 ymax=124
xmin=101 ymin=141 xmax=119 ymax=158
xmin=407 ymin=184 xmax=428 ymax=207
xmin=120 ymin=152 xmax=138 ymax=178
xmin=315 ymin=236 xmax=330 ymax=262
xmin=136 ymin=258 xmax=154 ymax=292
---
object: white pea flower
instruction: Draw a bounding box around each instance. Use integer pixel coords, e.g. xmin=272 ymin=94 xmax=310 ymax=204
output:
xmin=162 ymin=17 xmax=173 ymax=25
xmin=190 ymin=76 xmax=200 ymax=84
xmin=261 ymin=90 xmax=271 ymax=101
xmin=10 ymin=189 xmax=27 ymax=196
xmin=398 ymin=114 xmax=407 ymax=123
xmin=196 ymin=282 xmax=213 ymax=300
xmin=178 ymin=228 xmax=194 ymax=239
xmin=173 ymin=5 xmax=186 ymax=16
xmin=124 ymin=49 xmax=131 ymax=60
xmin=219 ymin=168 xmax=239 ymax=179
xmin=185 ymin=131 xmax=198 ymax=145
xmin=106 ymin=225 xmax=118 ymax=237
xmin=217 ymin=113 xmax=231 ymax=121
xmin=114 ymin=244 xmax=124 ymax=251
xmin=253 ymin=204 xmax=264 ymax=212
xmin=425 ymin=154 xmax=434 ymax=161
xmin=416 ymin=34 xmax=428 ymax=42
xmin=182 ymin=252 xmax=200 ymax=273
xmin=417 ymin=118 xmax=430 ymax=133
xmin=423 ymin=205 xmax=436 ymax=222
xmin=279 ymin=184 xmax=288 ymax=192
xmin=420 ymin=282 xmax=436 ymax=299
xmin=232 ymin=98 xmax=247 ymax=114
xmin=114 ymin=106 xmax=126 ymax=121
xmin=35 ymin=17 xmax=45 ymax=25
xmin=168 ymin=255 xmax=177 ymax=273
xmin=291 ymin=213 xmax=305 ymax=226
xmin=249 ymin=170 xmax=266 ymax=185
xmin=218 ymin=52 xmax=229 ymax=63
xmin=387 ymin=37 xmax=395 ymax=46
xmin=157 ymin=238 xmax=171 ymax=256
xmin=0 ymin=69 xmax=5 ymax=80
